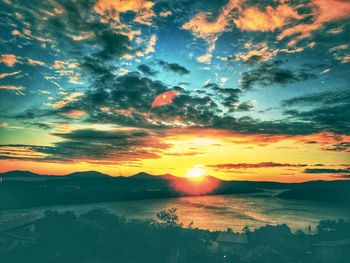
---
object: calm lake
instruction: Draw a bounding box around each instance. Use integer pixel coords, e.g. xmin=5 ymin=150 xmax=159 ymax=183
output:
xmin=27 ymin=190 xmax=350 ymax=232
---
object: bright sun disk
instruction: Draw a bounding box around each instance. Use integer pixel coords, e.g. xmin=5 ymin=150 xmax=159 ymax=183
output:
xmin=186 ymin=166 xmax=206 ymax=178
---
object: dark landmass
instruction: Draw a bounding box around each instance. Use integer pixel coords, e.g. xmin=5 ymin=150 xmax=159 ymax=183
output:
xmin=65 ymin=171 xmax=110 ymax=179
xmin=0 ymin=208 xmax=349 ymax=263
xmin=0 ymin=170 xmax=350 ymax=210
xmin=277 ymin=180 xmax=350 ymax=203
xmin=0 ymin=170 xmax=44 ymax=179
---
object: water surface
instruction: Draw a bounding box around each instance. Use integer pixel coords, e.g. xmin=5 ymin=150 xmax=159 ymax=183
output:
xmin=28 ymin=191 xmax=350 ymax=232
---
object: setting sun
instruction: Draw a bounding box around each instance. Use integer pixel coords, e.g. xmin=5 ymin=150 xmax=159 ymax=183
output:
xmin=186 ymin=166 xmax=206 ymax=178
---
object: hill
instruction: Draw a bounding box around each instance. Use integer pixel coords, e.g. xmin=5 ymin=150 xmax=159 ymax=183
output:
xmin=0 ymin=170 xmax=41 ymax=178
xmin=277 ymin=180 xmax=350 ymax=204
xmin=66 ymin=171 xmax=111 ymax=179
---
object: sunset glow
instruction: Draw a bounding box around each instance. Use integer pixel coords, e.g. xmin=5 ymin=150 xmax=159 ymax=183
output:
xmin=186 ymin=166 xmax=206 ymax=179
xmin=0 ymin=0 xmax=349 ymax=182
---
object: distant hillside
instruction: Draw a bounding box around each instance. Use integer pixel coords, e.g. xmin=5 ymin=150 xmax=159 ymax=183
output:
xmin=129 ymin=172 xmax=157 ymax=179
xmin=1 ymin=170 xmax=350 ymax=210
xmin=277 ymin=180 xmax=350 ymax=204
xmin=0 ymin=170 xmax=41 ymax=178
xmin=129 ymin=172 xmax=180 ymax=180
xmin=159 ymin=173 xmax=180 ymax=180
xmin=66 ymin=171 xmax=111 ymax=178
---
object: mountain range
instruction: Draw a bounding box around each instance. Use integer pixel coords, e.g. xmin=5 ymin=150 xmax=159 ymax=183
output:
xmin=0 ymin=170 xmax=349 ymax=210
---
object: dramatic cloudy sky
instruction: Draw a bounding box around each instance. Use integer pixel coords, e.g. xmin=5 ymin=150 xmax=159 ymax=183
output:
xmin=0 ymin=0 xmax=349 ymax=181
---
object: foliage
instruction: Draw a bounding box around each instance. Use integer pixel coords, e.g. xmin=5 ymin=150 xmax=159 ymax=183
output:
xmin=156 ymin=208 xmax=180 ymax=227
xmin=0 ymin=209 xmax=349 ymax=263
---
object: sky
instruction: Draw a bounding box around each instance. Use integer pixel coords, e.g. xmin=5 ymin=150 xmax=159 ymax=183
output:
xmin=0 ymin=0 xmax=349 ymax=182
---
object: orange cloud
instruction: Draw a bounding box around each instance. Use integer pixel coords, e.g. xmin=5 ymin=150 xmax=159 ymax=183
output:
xmin=94 ymin=0 xmax=155 ymax=26
xmin=0 ymin=145 xmax=47 ymax=159
xmin=160 ymin=11 xmax=172 ymax=17
xmin=28 ymin=58 xmax=45 ymax=66
xmin=279 ymin=0 xmax=350 ymax=45
xmin=234 ymin=41 xmax=304 ymax=63
xmin=0 ymin=54 xmax=17 ymax=67
xmin=182 ymin=0 xmax=242 ymax=62
xmin=197 ymin=53 xmax=212 ymax=64
xmin=183 ymin=1 xmax=302 ymax=63
xmin=151 ymin=90 xmax=179 ymax=108
xmin=60 ymin=110 xmax=87 ymax=118
xmin=234 ymin=4 xmax=302 ymax=32
xmin=70 ymin=32 xmax=95 ymax=41
xmin=208 ymin=162 xmax=307 ymax=170
xmin=145 ymin=34 xmax=157 ymax=54
xmin=50 ymin=92 xmax=84 ymax=108
xmin=183 ymin=0 xmax=241 ymax=42
xmin=52 ymin=60 xmax=65 ymax=69
xmin=0 ymin=85 xmax=25 ymax=95
xmin=0 ymin=71 xmax=20 ymax=79
xmin=235 ymin=42 xmax=277 ymax=62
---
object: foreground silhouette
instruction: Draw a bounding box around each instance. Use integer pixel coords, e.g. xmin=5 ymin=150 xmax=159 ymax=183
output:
xmin=0 ymin=208 xmax=349 ymax=263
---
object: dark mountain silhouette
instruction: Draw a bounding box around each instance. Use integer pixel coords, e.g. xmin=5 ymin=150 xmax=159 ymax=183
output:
xmin=0 ymin=170 xmax=350 ymax=210
xmin=159 ymin=173 xmax=180 ymax=180
xmin=129 ymin=172 xmax=158 ymax=179
xmin=0 ymin=170 xmax=41 ymax=178
xmin=277 ymin=180 xmax=350 ymax=204
xmin=66 ymin=171 xmax=111 ymax=178
xmin=129 ymin=172 xmax=182 ymax=180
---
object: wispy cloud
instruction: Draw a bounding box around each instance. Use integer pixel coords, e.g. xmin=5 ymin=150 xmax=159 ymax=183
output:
xmin=0 ymin=85 xmax=25 ymax=95
xmin=208 ymin=162 xmax=307 ymax=170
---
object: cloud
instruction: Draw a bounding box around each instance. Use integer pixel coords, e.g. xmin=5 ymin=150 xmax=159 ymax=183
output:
xmin=278 ymin=0 xmax=350 ymax=45
xmin=137 ymin=64 xmax=157 ymax=76
xmin=0 ymin=54 xmax=17 ymax=67
xmin=7 ymin=74 xmax=336 ymax=137
xmin=22 ymin=0 xmax=134 ymax=63
xmin=52 ymin=60 xmax=67 ymax=69
xmin=208 ymin=162 xmax=307 ymax=170
xmin=182 ymin=0 xmax=241 ymax=44
xmin=224 ymin=42 xmax=304 ymax=64
xmin=94 ymin=0 xmax=155 ymax=26
xmin=0 ymin=71 xmax=20 ymax=79
xmin=160 ymin=11 xmax=172 ymax=17
xmin=27 ymin=58 xmax=45 ymax=66
xmin=0 ymin=85 xmax=25 ymax=95
xmin=182 ymin=0 xmax=242 ymax=62
xmin=157 ymin=60 xmax=190 ymax=75
xmin=304 ymin=168 xmax=350 ymax=174
xmin=284 ymin=104 xmax=350 ymax=135
xmin=324 ymin=142 xmax=350 ymax=153
xmin=145 ymin=34 xmax=157 ymax=54
xmin=0 ymin=128 xmax=169 ymax=163
xmin=236 ymin=100 xmax=254 ymax=111
xmin=282 ymin=90 xmax=350 ymax=135
xmin=8 ymin=68 xmax=329 ymax=137
xmin=50 ymin=92 xmax=84 ymax=108
xmin=0 ymin=123 xmax=23 ymax=130
xmin=329 ymin=45 xmax=350 ymax=64
xmin=197 ymin=53 xmax=212 ymax=64
xmin=234 ymin=3 xmax=302 ymax=32
xmin=0 ymin=145 xmax=49 ymax=160
xmin=240 ymin=60 xmax=317 ymax=90
xmin=234 ymin=42 xmax=277 ymax=63
xmin=151 ymin=90 xmax=179 ymax=108
xmin=281 ymin=90 xmax=350 ymax=107
xmin=60 ymin=110 xmax=87 ymax=118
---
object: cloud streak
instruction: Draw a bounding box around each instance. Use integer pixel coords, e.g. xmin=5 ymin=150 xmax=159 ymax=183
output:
xmin=208 ymin=162 xmax=307 ymax=170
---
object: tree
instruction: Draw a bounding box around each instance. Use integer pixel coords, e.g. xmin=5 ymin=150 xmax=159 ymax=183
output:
xmin=156 ymin=208 xmax=180 ymax=227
